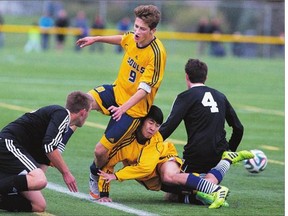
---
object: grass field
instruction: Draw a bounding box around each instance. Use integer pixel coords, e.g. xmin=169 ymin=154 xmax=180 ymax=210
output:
xmin=0 ymin=37 xmax=285 ymax=216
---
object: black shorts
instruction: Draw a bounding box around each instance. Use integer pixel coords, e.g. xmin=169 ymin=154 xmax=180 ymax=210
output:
xmin=0 ymin=137 xmax=39 ymax=178
xmin=182 ymin=157 xmax=222 ymax=174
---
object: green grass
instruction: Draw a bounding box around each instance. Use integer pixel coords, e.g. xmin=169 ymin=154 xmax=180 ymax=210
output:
xmin=0 ymin=37 xmax=284 ymax=216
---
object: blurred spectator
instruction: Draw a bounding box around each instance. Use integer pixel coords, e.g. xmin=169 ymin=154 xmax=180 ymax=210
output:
xmin=55 ymin=9 xmax=69 ymax=51
xmin=271 ymin=32 xmax=284 ymax=58
xmin=115 ymin=17 xmax=131 ymax=53
xmin=90 ymin=15 xmax=105 ymax=53
xmin=39 ymin=11 xmax=54 ymax=51
xmin=196 ymin=17 xmax=210 ymax=55
xmin=44 ymin=1 xmax=63 ymax=18
xmin=242 ymin=29 xmax=258 ymax=58
xmin=208 ymin=18 xmax=226 ymax=57
xmin=24 ymin=23 xmax=41 ymax=53
xmin=73 ymin=10 xmax=89 ymax=52
xmin=0 ymin=14 xmax=4 ymax=49
xmin=231 ymin=31 xmax=245 ymax=57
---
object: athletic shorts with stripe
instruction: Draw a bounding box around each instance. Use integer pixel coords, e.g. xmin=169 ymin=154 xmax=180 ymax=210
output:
xmin=88 ymin=84 xmax=141 ymax=150
xmin=0 ymin=137 xmax=39 ymax=179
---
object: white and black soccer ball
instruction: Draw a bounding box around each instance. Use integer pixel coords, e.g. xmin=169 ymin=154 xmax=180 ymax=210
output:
xmin=243 ymin=149 xmax=268 ymax=173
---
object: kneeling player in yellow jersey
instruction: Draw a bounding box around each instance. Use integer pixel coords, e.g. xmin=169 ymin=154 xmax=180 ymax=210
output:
xmin=97 ymin=105 xmax=229 ymax=209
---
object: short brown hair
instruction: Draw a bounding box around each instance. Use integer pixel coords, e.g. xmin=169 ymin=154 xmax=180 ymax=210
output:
xmin=65 ymin=91 xmax=92 ymax=113
xmin=185 ymin=59 xmax=208 ymax=83
xmin=134 ymin=5 xmax=160 ymax=29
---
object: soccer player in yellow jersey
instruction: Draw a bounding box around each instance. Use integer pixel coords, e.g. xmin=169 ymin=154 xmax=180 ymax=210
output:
xmin=76 ymin=5 xmax=166 ymax=200
xmin=97 ymin=105 xmax=230 ymax=209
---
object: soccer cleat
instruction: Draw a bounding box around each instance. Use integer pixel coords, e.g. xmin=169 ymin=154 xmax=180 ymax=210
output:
xmin=89 ymin=173 xmax=100 ymax=200
xmin=208 ymin=186 xmax=229 ymax=209
xmin=222 ymin=150 xmax=254 ymax=164
xmin=196 ymin=191 xmax=229 ymax=207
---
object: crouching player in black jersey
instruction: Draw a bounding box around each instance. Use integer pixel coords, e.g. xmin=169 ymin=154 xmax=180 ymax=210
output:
xmin=0 ymin=91 xmax=93 ymax=212
xmin=159 ymin=59 xmax=254 ymax=205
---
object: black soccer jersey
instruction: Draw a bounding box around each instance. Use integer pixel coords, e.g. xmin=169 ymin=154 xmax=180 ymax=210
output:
xmin=0 ymin=105 xmax=70 ymax=165
xmin=159 ymin=85 xmax=243 ymax=173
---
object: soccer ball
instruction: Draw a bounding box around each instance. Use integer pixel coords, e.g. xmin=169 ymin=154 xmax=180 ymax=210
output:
xmin=243 ymin=149 xmax=268 ymax=173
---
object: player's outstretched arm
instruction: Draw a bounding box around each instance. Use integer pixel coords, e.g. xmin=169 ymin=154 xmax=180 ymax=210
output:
xmin=76 ymin=36 xmax=97 ymax=48
xmin=76 ymin=35 xmax=122 ymax=48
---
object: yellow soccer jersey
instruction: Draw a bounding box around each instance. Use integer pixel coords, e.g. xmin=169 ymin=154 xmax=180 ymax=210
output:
xmin=98 ymin=131 xmax=182 ymax=195
xmin=113 ymin=132 xmax=179 ymax=181
xmin=114 ymin=32 xmax=166 ymax=118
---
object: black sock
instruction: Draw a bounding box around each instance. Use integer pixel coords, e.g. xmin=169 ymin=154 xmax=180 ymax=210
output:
xmin=0 ymin=193 xmax=32 ymax=212
xmin=0 ymin=175 xmax=28 ymax=194
xmin=90 ymin=162 xmax=100 ymax=176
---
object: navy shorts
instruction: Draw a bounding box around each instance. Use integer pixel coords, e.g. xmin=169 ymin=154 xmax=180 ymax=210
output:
xmin=89 ymin=85 xmax=141 ymax=150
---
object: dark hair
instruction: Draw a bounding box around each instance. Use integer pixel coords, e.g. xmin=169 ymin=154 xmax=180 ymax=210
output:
xmin=134 ymin=5 xmax=160 ymax=29
xmin=185 ymin=59 xmax=208 ymax=83
xmin=145 ymin=105 xmax=163 ymax=125
xmin=65 ymin=91 xmax=92 ymax=113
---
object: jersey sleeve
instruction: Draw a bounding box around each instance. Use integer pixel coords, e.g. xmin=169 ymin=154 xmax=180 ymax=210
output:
xmin=121 ymin=31 xmax=132 ymax=50
xmin=159 ymin=93 xmax=188 ymax=140
xmin=43 ymin=110 xmax=70 ymax=154
xmin=58 ymin=127 xmax=74 ymax=153
xmin=225 ymin=98 xmax=244 ymax=151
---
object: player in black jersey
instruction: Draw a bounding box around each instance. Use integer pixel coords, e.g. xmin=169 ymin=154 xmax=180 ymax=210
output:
xmin=0 ymin=91 xmax=93 ymax=212
xmin=159 ymin=59 xmax=253 ymax=205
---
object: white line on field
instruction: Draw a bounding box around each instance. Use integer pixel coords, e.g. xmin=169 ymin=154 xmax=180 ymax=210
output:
xmin=47 ymin=182 xmax=159 ymax=216
xmin=35 ymin=212 xmax=56 ymax=216
xmin=238 ymin=104 xmax=284 ymax=116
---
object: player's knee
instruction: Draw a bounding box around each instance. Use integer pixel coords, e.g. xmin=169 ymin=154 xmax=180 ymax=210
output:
xmin=161 ymin=174 xmax=174 ymax=184
xmin=95 ymin=143 xmax=108 ymax=157
xmin=31 ymin=199 xmax=46 ymax=212
xmin=36 ymin=169 xmax=47 ymax=188
xmin=28 ymin=168 xmax=47 ymax=189
xmin=159 ymin=163 xmax=180 ymax=184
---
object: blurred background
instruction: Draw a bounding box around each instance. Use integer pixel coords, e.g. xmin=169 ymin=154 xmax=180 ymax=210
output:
xmin=0 ymin=0 xmax=284 ymax=58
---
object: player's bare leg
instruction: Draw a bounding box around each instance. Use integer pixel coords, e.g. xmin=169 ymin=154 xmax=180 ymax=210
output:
xmin=89 ymin=142 xmax=109 ymax=200
xmin=22 ymin=190 xmax=46 ymax=212
xmin=95 ymin=142 xmax=109 ymax=168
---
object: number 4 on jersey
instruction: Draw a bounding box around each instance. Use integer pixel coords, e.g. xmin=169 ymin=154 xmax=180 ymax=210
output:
xmin=201 ymin=92 xmax=219 ymax=113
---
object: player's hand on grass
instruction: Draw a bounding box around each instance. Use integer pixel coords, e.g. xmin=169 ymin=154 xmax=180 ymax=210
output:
xmin=63 ymin=171 xmax=78 ymax=192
